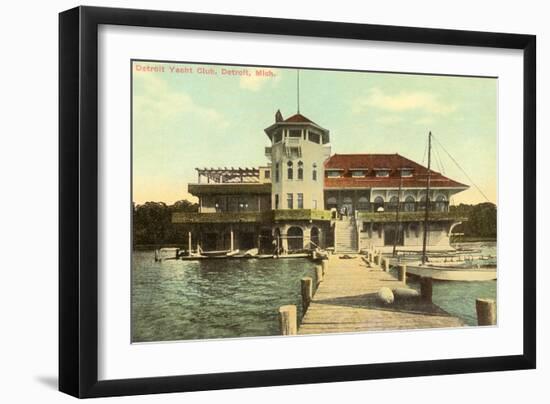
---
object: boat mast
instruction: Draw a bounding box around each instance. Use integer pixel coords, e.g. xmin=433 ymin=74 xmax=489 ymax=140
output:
xmin=421 ymin=131 xmax=432 ymax=265
xmin=392 ymin=164 xmax=403 ymax=257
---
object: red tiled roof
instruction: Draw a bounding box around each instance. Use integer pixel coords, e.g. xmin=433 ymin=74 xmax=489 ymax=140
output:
xmin=324 ymin=154 xmax=468 ymax=189
xmin=284 ymin=113 xmax=314 ymax=123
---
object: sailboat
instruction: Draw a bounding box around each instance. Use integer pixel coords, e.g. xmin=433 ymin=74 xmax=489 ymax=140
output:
xmin=403 ymin=132 xmax=497 ymax=282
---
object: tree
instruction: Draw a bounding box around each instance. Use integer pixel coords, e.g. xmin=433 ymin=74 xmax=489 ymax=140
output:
xmin=450 ymin=202 xmax=497 ymax=238
xmin=133 ymin=199 xmax=198 ymax=246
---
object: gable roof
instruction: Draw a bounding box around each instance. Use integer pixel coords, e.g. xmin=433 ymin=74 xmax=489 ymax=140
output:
xmin=284 ymin=113 xmax=314 ymax=123
xmin=324 ymin=153 xmax=469 ymax=189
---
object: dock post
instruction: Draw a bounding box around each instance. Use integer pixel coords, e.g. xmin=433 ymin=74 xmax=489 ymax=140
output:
xmin=188 ymin=231 xmax=192 ymax=253
xmin=315 ymin=265 xmax=324 ymax=285
xmin=420 ymin=277 xmax=433 ymax=303
xmin=476 ymin=298 xmax=497 ymax=326
xmin=301 ymin=277 xmax=313 ymax=313
xmin=278 ymin=305 xmax=297 ymax=335
xmin=383 ymin=258 xmax=390 ymax=272
xmin=154 ymin=249 xmax=160 ymax=262
xmin=321 ymin=259 xmax=329 ymax=276
xmin=397 ymin=264 xmax=407 ymax=283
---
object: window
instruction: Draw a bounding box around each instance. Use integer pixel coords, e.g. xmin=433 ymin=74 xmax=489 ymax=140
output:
xmin=273 ymin=130 xmax=282 ymax=143
xmin=387 ymin=196 xmax=399 ymax=211
xmin=275 ymin=194 xmax=279 ymax=209
xmin=327 ymin=170 xmax=342 ymax=178
xmin=297 ymin=161 xmax=303 ymax=180
xmin=308 ymin=131 xmax=321 ymax=144
xmin=287 ymin=193 xmax=293 ymax=209
xmin=374 ymin=196 xmax=385 ymax=212
xmin=312 ymin=199 xmax=317 ymax=209
xmin=435 ymin=195 xmax=447 ymax=212
xmin=358 ymin=196 xmax=369 ymax=210
xmin=297 ymin=193 xmax=304 ymax=209
xmin=312 ymin=163 xmax=317 ymax=181
xmin=419 ymin=195 xmax=429 ymax=211
xmin=264 ymin=170 xmax=270 ymax=179
xmin=375 ymin=169 xmax=390 ymax=177
xmin=351 ymin=170 xmax=366 ymax=178
xmin=401 ymin=169 xmax=413 ymax=177
xmin=287 ymin=161 xmax=293 ymax=180
xmin=289 ymin=129 xmax=302 ymax=138
xmin=275 ymin=163 xmax=279 ymax=182
xmin=404 ymin=195 xmax=415 ymax=212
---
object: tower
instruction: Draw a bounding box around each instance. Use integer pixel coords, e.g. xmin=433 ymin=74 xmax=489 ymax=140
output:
xmin=264 ymin=111 xmax=331 ymax=210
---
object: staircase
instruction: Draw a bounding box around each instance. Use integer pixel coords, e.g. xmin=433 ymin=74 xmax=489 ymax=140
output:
xmin=334 ymin=217 xmax=358 ymax=253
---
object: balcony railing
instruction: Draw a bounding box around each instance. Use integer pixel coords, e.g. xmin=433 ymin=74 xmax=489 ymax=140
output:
xmin=172 ymin=211 xmax=272 ymax=224
xmin=172 ymin=209 xmax=332 ymax=224
xmin=354 ymin=201 xmax=450 ymax=213
xmin=273 ymin=209 xmax=332 ymax=221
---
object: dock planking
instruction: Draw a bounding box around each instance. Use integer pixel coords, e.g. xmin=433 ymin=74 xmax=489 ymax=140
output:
xmin=298 ymin=255 xmax=463 ymax=335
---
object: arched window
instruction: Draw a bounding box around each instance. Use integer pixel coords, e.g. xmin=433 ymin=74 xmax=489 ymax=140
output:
xmin=310 ymin=227 xmax=320 ymax=248
xmin=374 ymin=196 xmax=385 ymax=212
xmin=358 ymin=196 xmax=369 ymax=211
xmin=388 ymin=196 xmax=399 ymax=211
xmin=419 ymin=195 xmax=430 ymax=211
xmin=287 ymin=160 xmax=293 ymax=180
xmin=312 ymin=163 xmax=317 ymax=181
xmin=297 ymin=161 xmax=304 ymax=180
xmin=287 ymin=226 xmax=304 ymax=251
xmin=404 ymin=195 xmax=415 ymax=212
xmin=435 ymin=194 xmax=447 ymax=212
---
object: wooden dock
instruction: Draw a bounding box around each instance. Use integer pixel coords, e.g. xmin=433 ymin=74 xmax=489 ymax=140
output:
xmin=297 ymin=254 xmax=464 ymax=335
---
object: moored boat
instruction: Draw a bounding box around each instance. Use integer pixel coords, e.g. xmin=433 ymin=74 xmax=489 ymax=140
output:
xmin=405 ymin=264 xmax=497 ymax=282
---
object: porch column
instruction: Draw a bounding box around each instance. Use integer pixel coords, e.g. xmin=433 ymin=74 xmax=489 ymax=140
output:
xmin=303 ymin=227 xmax=312 ymax=249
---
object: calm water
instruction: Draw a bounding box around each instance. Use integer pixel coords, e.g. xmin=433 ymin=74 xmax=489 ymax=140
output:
xmin=393 ymin=241 xmax=497 ymax=326
xmin=132 ymin=241 xmax=497 ymax=342
xmin=132 ymin=253 xmax=316 ymax=342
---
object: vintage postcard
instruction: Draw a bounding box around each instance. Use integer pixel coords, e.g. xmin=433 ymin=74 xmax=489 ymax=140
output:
xmin=131 ymin=60 xmax=497 ymax=343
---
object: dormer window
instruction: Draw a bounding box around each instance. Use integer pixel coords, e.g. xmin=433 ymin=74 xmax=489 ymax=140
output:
xmin=400 ymin=168 xmax=413 ymax=177
xmin=375 ymin=169 xmax=390 ymax=177
xmin=326 ymin=169 xmax=343 ymax=178
xmin=350 ymin=169 xmax=367 ymax=178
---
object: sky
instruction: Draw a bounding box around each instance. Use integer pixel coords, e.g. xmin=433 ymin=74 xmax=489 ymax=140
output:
xmin=132 ymin=60 xmax=497 ymax=206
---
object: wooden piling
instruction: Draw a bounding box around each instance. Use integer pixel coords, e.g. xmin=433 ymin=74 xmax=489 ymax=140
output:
xmin=398 ymin=264 xmax=407 ymax=283
xmin=420 ymin=277 xmax=433 ymax=303
xmin=301 ymin=277 xmax=313 ymax=313
xmin=278 ymin=305 xmax=297 ymax=335
xmin=476 ymin=298 xmax=496 ymax=326
xmin=315 ymin=265 xmax=324 ymax=285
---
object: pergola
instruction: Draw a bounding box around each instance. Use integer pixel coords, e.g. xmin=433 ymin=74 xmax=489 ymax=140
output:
xmin=196 ymin=167 xmax=260 ymax=184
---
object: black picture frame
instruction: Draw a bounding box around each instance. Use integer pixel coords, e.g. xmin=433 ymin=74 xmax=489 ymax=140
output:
xmin=59 ymin=6 xmax=536 ymax=398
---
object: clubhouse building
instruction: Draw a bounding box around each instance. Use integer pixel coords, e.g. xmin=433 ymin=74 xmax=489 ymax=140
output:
xmin=172 ymin=110 xmax=468 ymax=254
